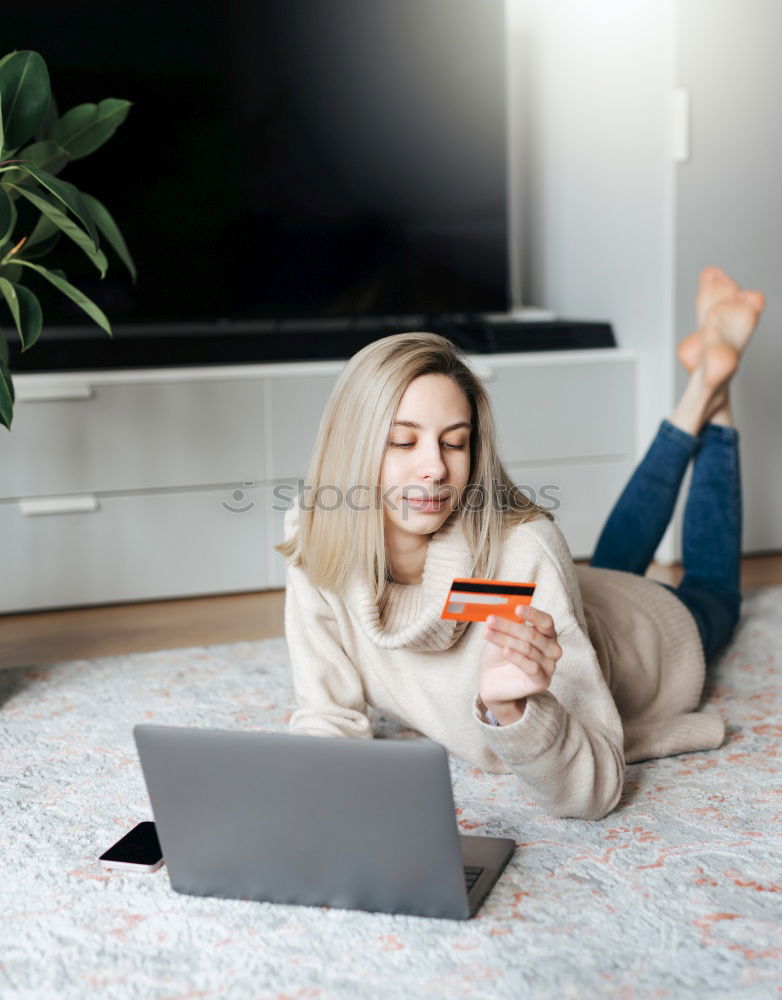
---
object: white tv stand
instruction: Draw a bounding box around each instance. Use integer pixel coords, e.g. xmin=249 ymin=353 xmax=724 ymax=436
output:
xmin=0 ymin=349 xmax=636 ymax=613
xmin=480 ymin=307 xmax=558 ymax=323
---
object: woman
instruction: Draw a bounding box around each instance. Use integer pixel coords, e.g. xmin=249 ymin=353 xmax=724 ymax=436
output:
xmin=277 ymin=267 xmax=765 ymax=821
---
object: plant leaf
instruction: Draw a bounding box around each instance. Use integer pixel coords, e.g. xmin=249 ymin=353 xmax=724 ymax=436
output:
xmin=0 ymin=358 xmax=14 ymax=428
xmin=3 ymin=140 xmax=70 ymax=181
xmin=21 ymin=214 xmax=60 ymax=259
xmin=11 ymin=182 xmax=107 ymax=276
xmin=51 ymin=98 xmax=132 ymax=161
xmin=16 ymin=259 xmax=112 ymax=336
xmin=80 ymin=191 xmax=136 ymax=282
xmin=0 ymin=261 xmax=22 ymax=282
xmin=0 ymin=276 xmax=42 ymax=350
xmin=0 ymin=185 xmax=15 ymax=245
xmin=0 ymin=331 xmax=14 ymax=430
xmin=2 ymin=339 xmax=14 ymax=402
xmin=1 ymin=140 xmax=71 ymax=193
xmin=7 ymin=163 xmax=99 ymax=247
xmin=34 ymin=93 xmax=58 ymax=142
xmin=0 ymin=51 xmax=51 ymax=154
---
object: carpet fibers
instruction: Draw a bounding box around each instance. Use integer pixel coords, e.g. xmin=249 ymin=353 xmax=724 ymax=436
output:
xmin=1 ymin=586 xmax=781 ymax=999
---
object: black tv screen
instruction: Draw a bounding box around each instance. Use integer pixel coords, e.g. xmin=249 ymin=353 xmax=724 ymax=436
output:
xmin=2 ymin=0 xmax=509 ymax=332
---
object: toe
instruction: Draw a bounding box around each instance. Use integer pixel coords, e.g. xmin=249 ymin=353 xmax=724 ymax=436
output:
xmin=740 ymin=289 xmax=766 ymax=313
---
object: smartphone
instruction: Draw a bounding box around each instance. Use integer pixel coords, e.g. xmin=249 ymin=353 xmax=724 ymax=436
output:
xmin=99 ymin=821 xmax=164 ymax=873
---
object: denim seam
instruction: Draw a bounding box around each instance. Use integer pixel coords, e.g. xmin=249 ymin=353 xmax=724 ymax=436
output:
xmin=659 ymin=418 xmax=701 ymax=455
xmin=702 ymin=422 xmax=740 ymax=443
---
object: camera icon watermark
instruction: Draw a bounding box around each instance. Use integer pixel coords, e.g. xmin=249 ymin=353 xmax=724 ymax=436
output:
xmin=222 ymin=482 xmax=256 ymax=513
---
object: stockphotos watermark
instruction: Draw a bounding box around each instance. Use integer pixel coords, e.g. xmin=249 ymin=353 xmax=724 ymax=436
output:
xmin=221 ymin=480 xmax=561 ymax=516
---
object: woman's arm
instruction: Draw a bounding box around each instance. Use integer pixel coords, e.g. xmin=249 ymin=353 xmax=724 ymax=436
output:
xmin=281 ymin=500 xmax=372 ymax=739
xmin=284 ymin=557 xmax=373 ymax=740
xmin=472 ymin=526 xmax=626 ymax=821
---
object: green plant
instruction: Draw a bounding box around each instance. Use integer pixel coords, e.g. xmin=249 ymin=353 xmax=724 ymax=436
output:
xmin=0 ymin=49 xmax=135 ymax=430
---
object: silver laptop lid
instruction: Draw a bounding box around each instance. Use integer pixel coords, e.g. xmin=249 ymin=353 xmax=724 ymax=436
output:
xmin=133 ymin=724 xmax=471 ymax=920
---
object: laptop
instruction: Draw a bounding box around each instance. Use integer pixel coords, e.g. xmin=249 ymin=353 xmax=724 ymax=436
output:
xmin=133 ymin=724 xmax=516 ymax=920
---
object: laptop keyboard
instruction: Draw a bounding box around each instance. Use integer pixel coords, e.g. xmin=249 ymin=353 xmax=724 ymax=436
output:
xmin=463 ymin=866 xmax=484 ymax=892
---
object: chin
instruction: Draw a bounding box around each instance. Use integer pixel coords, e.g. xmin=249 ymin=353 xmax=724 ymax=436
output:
xmin=403 ymin=509 xmax=454 ymax=531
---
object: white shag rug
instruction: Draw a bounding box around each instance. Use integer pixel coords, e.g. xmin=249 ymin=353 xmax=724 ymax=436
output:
xmin=1 ymin=586 xmax=781 ymax=1000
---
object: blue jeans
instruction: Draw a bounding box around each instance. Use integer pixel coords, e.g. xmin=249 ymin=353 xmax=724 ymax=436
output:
xmin=589 ymin=419 xmax=742 ymax=663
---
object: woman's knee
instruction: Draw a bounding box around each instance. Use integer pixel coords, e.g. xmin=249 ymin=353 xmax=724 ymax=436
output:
xmin=727 ymin=591 xmax=742 ymax=636
xmin=677 ymin=577 xmax=742 ymax=654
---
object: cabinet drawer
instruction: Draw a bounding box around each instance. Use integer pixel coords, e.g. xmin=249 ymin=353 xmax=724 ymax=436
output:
xmin=0 ymin=485 xmax=267 ymax=614
xmin=267 ymin=484 xmax=297 ymax=588
xmin=267 ymin=373 xmax=342 ymax=480
xmin=507 ymin=458 xmax=633 ymax=559
xmin=487 ymin=360 xmax=635 ymax=464
xmin=0 ymin=377 xmax=265 ymax=499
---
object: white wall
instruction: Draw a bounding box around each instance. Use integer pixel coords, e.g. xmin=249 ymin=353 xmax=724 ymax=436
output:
xmin=512 ymin=0 xmax=680 ymax=560
xmin=513 ymin=0 xmax=782 ymax=562
xmin=674 ymin=0 xmax=782 ymax=555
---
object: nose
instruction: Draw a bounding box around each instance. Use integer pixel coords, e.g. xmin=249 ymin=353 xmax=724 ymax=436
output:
xmin=417 ymin=438 xmax=448 ymax=482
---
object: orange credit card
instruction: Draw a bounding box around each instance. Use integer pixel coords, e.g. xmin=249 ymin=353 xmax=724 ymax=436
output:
xmin=440 ymin=577 xmax=537 ymax=623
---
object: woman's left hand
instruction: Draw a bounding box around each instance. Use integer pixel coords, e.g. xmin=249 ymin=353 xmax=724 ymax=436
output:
xmin=478 ymin=604 xmax=562 ymax=721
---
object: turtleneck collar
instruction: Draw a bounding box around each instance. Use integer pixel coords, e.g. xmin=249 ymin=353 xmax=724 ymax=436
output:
xmin=346 ymin=510 xmax=474 ymax=651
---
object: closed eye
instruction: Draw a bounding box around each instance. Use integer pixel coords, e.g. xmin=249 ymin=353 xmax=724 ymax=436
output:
xmin=388 ymin=442 xmax=466 ymax=450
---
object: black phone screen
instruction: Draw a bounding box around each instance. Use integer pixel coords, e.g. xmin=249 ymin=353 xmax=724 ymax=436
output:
xmin=99 ymin=821 xmax=162 ymax=864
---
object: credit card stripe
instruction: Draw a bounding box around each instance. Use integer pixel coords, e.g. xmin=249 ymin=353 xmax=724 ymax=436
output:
xmin=450 ymin=581 xmax=535 ymax=596
xmin=446 ymin=592 xmax=507 ymax=606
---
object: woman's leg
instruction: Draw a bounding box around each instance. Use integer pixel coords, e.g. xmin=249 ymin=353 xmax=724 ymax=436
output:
xmin=592 ymin=269 xmax=764 ymax=662
xmin=589 ymin=418 xmax=701 ymax=576
xmin=655 ymin=287 xmax=761 ymax=663
xmin=590 ymin=267 xmax=750 ymax=577
xmin=590 ymin=347 xmax=735 ymax=575
xmin=668 ymin=416 xmax=742 ymax=662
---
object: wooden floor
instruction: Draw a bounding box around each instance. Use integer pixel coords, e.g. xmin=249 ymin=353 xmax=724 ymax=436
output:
xmin=2 ymin=554 xmax=781 ymax=670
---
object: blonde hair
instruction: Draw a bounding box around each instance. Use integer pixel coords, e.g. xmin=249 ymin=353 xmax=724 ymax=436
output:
xmin=275 ymin=332 xmax=554 ymax=602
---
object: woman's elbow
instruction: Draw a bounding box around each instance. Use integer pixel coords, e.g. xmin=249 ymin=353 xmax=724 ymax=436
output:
xmin=588 ymin=750 xmax=625 ymax=820
xmin=552 ymin=745 xmax=625 ymax=821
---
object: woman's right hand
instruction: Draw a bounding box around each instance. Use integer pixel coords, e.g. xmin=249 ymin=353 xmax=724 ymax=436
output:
xmin=478 ymin=603 xmax=562 ymax=724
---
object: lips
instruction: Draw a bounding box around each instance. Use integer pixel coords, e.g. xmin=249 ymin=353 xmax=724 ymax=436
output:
xmin=402 ymin=493 xmax=450 ymax=513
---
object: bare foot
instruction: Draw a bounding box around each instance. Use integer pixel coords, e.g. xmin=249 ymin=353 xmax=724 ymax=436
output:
xmin=678 ymin=267 xmax=740 ymax=372
xmin=699 ymin=292 xmax=765 ymax=422
xmin=696 ymin=266 xmax=740 ymax=327
xmin=678 ymin=271 xmax=765 ymax=375
xmin=669 ymin=336 xmax=739 ymax=437
xmin=669 ymin=285 xmax=765 ymax=435
xmin=699 ymin=327 xmax=739 ymax=393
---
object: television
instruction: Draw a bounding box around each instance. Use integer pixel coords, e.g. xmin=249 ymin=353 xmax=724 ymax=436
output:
xmin=3 ymin=1 xmax=509 ymax=342
xmin=4 ymin=0 xmax=617 ymax=369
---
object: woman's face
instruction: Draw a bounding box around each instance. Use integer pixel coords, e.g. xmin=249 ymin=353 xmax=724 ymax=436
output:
xmin=380 ymin=373 xmax=472 ymax=539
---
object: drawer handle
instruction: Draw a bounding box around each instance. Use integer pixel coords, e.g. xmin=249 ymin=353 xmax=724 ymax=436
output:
xmin=15 ymin=383 xmax=94 ymax=403
xmin=19 ymin=495 xmax=99 ymax=516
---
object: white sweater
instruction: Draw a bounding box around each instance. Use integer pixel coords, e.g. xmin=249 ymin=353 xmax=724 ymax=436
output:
xmin=283 ymin=502 xmax=724 ymax=820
